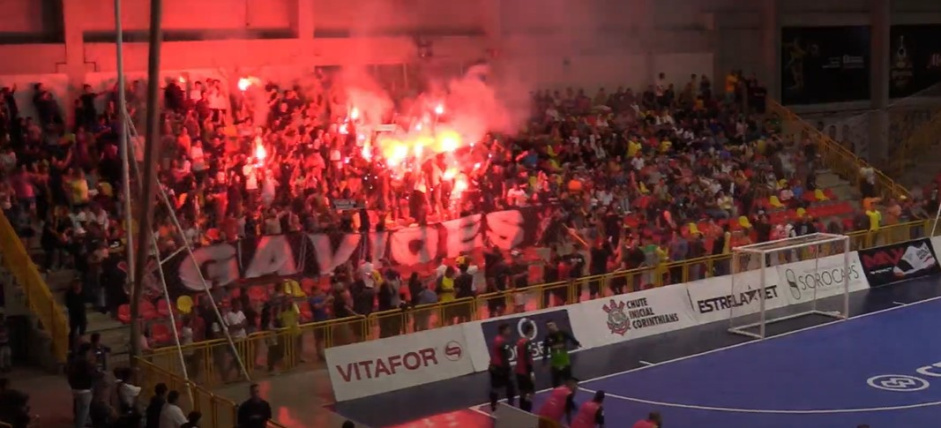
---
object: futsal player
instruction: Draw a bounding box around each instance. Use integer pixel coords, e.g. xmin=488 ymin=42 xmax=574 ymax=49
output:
xmin=488 ymin=323 xmax=516 ymax=411
xmin=632 ymin=411 xmax=662 ymax=428
xmin=571 ymin=390 xmax=605 ymax=428
xmin=515 ymin=322 xmax=536 ymax=411
xmin=542 ymin=320 xmax=581 ymax=387
xmin=537 ymin=377 xmax=579 ymax=428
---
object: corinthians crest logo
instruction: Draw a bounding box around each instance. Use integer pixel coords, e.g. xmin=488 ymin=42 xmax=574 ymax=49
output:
xmin=603 ymin=299 xmax=630 ymax=336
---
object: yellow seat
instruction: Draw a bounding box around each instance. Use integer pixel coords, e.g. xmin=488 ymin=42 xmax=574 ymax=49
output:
xmin=688 ymin=222 xmax=701 ymax=236
xmin=796 ymin=207 xmax=807 ymax=218
xmin=176 ymin=295 xmax=194 ymax=314
xmin=738 ymin=216 xmax=753 ymax=229
xmin=814 ymin=189 xmax=829 ymax=201
xmin=769 ymin=196 xmax=785 ymax=209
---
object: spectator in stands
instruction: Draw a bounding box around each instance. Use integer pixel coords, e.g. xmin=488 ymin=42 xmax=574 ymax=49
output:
xmin=68 ymin=347 xmax=99 ymax=428
xmin=158 ymin=390 xmax=186 ymax=428
xmin=0 ymin=379 xmax=31 ymax=428
xmin=181 ymin=411 xmax=201 ymax=428
xmin=237 ymin=383 xmax=271 ymax=428
xmin=65 ymin=279 xmax=87 ymax=350
xmin=144 ymin=383 xmax=168 ymax=428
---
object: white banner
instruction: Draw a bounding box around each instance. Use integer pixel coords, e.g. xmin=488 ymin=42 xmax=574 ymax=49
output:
xmin=776 ymin=252 xmax=868 ymax=304
xmin=685 ymin=267 xmax=786 ymax=324
xmin=326 ymin=325 xmax=474 ymax=401
xmin=570 ymin=285 xmax=699 ymax=349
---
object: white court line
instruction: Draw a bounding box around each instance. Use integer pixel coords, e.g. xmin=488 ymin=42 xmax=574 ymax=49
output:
xmin=893 ymin=301 xmax=908 ymax=306
xmin=638 ymin=360 xmax=655 ymax=366
xmin=579 ymin=386 xmax=941 ymax=414
xmin=470 ymin=285 xmax=941 ymax=409
xmin=468 ymin=406 xmax=492 ymax=418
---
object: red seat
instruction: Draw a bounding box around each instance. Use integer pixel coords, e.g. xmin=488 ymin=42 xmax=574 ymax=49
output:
xmin=151 ymin=323 xmax=171 ymax=344
xmin=248 ymin=286 xmax=268 ymax=302
xmin=299 ymin=304 xmax=313 ymax=322
xmin=156 ymin=299 xmax=171 ymax=317
xmin=117 ymin=304 xmax=131 ymax=324
xmin=140 ymin=301 xmax=158 ymax=320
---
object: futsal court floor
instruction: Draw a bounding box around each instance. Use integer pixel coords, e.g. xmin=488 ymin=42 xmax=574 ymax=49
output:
xmin=332 ymin=275 xmax=941 ymax=427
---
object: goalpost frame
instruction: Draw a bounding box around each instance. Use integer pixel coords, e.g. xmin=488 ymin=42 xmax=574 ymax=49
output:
xmin=728 ymin=233 xmax=851 ymax=339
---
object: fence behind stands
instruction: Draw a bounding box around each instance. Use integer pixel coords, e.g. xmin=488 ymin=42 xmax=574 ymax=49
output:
xmin=0 ymin=212 xmax=69 ymax=364
xmin=135 ymin=357 xmax=238 ymax=428
xmin=767 ymin=99 xmax=911 ymax=201
xmin=145 ymin=219 xmax=931 ymax=388
xmin=886 ymin=108 xmax=941 ymax=178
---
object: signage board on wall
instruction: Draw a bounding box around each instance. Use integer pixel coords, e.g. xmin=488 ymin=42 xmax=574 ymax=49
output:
xmin=889 ymin=24 xmax=941 ymax=98
xmin=780 ymin=26 xmax=871 ymax=105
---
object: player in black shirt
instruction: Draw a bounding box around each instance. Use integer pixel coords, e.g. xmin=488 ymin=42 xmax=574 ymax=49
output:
xmin=515 ymin=322 xmax=536 ymax=411
xmin=488 ymin=323 xmax=516 ymax=411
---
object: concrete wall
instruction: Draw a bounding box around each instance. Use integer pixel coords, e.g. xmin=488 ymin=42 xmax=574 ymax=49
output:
xmin=3 ymin=0 xmax=939 ymax=120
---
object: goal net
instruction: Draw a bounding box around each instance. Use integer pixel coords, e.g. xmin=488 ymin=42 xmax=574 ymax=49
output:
xmin=729 ymin=232 xmax=851 ymax=339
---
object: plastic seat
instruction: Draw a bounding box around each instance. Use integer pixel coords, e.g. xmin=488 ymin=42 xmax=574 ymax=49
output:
xmin=140 ymin=301 xmax=158 ymax=320
xmin=738 ymin=216 xmax=752 ymax=229
xmin=117 ymin=304 xmax=131 ymax=324
xmin=176 ymin=295 xmax=194 ymax=314
xmin=769 ymin=196 xmax=785 ymax=209
xmin=151 ymin=323 xmax=171 ymax=344
xmin=156 ymin=299 xmax=171 ymax=317
xmin=248 ymin=286 xmax=268 ymax=302
xmin=814 ymin=189 xmax=830 ymax=202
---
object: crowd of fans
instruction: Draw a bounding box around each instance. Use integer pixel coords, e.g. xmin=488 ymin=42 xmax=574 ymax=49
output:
xmin=0 ymin=66 xmax=929 ymax=342
xmin=0 ymin=61 xmax=929 ymax=428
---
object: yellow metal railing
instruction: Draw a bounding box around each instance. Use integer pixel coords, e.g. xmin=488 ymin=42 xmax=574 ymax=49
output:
xmin=0 ymin=212 xmax=69 ymax=363
xmin=887 ymin=108 xmax=941 ymax=177
xmin=767 ymin=99 xmax=911 ymax=200
xmin=146 ymin=220 xmax=933 ymax=388
xmin=136 ymin=357 xmax=238 ymax=428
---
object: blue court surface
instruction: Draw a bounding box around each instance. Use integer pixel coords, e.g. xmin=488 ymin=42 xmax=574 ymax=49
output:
xmin=335 ymin=276 xmax=941 ymax=427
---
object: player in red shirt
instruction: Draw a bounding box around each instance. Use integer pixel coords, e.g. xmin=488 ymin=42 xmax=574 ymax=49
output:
xmin=515 ymin=322 xmax=536 ymax=411
xmin=537 ymin=377 xmax=578 ymax=427
xmin=632 ymin=411 xmax=662 ymax=428
xmin=571 ymin=390 xmax=605 ymax=428
xmin=488 ymin=323 xmax=516 ymax=411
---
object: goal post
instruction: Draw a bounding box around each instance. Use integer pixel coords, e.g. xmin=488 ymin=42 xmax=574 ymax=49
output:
xmin=728 ymin=232 xmax=851 ymax=339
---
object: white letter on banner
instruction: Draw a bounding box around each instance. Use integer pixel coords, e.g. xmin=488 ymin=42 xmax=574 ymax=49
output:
xmin=325 ymin=325 xmax=474 ymax=401
xmin=244 ymin=235 xmax=298 ymax=279
xmin=485 ymin=210 xmax=525 ymax=250
xmin=178 ymin=244 xmax=239 ymax=291
xmin=308 ymin=233 xmax=362 ymax=274
xmin=441 ymin=214 xmax=483 ymax=258
xmin=389 ymin=226 xmax=439 ymax=266
xmin=364 ymin=231 xmax=389 ymax=264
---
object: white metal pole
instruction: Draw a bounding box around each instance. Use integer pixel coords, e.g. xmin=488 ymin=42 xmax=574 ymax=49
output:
xmin=114 ymin=0 xmax=135 ymax=298
xmin=125 ymin=119 xmax=251 ymax=382
xmin=729 ymin=251 xmax=738 ymax=330
xmin=759 ymin=256 xmax=767 ymax=339
xmin=931 ymin=198 xmax=941 ymax=238
xmin=843 ymin=236 xmax=850 ymax=319
xmin=150 ymin=232 xmax=194 ymax=407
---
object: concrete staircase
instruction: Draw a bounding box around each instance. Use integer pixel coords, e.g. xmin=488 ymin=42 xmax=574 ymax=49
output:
xmin=42 ymin=268 xmax=131 ymax=365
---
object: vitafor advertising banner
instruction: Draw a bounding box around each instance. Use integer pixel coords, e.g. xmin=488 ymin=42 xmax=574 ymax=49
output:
xmin=685 ymin=268 xmax=786 ymax=324
xmin=775 ymin=252 xmax=868 ymax=304
xmin=781 ymin=26 xmax=871 ymax=105
xmin=858 ymin=239 xmax=940 ymax=287
xmin=325 ymin=324 xmax=473 ymax=401
xmin=570 ymin=284 xmax=698 ymax=349
xmin=889 ymin=24 xmax=941 ymax=98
